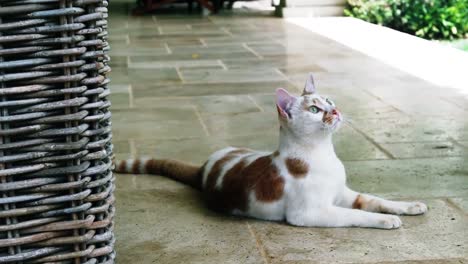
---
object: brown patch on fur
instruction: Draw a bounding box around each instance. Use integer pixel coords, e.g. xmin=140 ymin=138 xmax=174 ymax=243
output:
xmin=352 ymin=194 xmax=365 ymax=209
xmin=273 ymin=151 xmax=280 ymax=157
xmin=204 ymin=149 xmax=251 ymax=190
xmin=247 ymin=156 xmax=284 ymax=202
xmin=131 ymin=159 xmax=141 ymax=174
xmin=205 ymin=154 xmax=284 ymax=213
xmin=144 ymin=159 xmax=155 ymax=174
xmin=352 ymin=195 xmax=388 ymax=213
xmin=285 ymin=158 xmax=308 ymax=178
xmin=322 ymin=112 xmax=334 ymax=124
xmin=215 ymin=159 xmax=249 ymax=210
xmin=117 ymin=160 xmax=127 ymax=172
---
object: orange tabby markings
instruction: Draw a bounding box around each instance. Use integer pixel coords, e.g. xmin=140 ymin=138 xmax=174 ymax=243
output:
xmin=352 ymin=195 xmax=386 ymax=212
xmin=322 ymin=113 xmax=334 ymax=124
xmin=285 ymin=158 xmax=308 ymax=178
xmin=246 ymin=156 xmax=284 ymax=202
xmin=352 ymin=194 xmax=364 ymax=209
xmin=117 ymin=160 xmax=127 ymax=173
xmin=143 ymin=159 xmax=201 ymax=189
xmin=131 ymin=159 xmax=141 ymax=174
xmin=218 ymin=158 xmax=249 ymax=211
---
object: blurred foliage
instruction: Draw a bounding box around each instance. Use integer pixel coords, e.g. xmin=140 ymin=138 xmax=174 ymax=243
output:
xmin=344 ymin=0 xmax=468 ymax=40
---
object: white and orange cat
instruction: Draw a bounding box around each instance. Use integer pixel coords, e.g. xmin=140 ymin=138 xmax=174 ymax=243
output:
xmin=114 ymin=73 xmax=427 ymax=229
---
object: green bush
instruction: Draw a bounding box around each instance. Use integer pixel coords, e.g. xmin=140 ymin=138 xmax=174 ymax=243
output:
xmin=344 ymin=0 xmax=468 ymax=40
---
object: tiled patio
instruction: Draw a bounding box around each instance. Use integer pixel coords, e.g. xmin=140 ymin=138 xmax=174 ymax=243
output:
xmin=108 ymin=1 xmax=468 ymax=263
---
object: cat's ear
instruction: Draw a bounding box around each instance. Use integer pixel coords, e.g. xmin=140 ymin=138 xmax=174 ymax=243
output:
xmin=302 ymin=73 xmax=316 ymax=95
xmin=276 ymin=88 xmax=296 ymax=120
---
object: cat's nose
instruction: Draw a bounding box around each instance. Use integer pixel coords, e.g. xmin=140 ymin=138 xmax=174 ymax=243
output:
xmin=331 ymin=109 xmax=339 ymax=115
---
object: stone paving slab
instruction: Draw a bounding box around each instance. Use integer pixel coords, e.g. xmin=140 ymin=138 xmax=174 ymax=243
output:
xmin=131 ymin=81 xmax=298 ymax=97
xmin=249 ymin=199 xmax=466 ymax=264
xmin=111 ymin=108 xmax=206 ymax=140
xmin=380 ymin=141 xmax=465 ymax=159
xmin=345 ymin=157 xmax=468 ymax=199
xmin=115 ymin=188 xmax=264 ymax=264
xmin=110 ymin=67 xmax=182 ymax=85
xmin=129 ymin=59 xmax=222 ymax=69
xmin=448 ymin=198 xmax=468 ymax=214
xmin=180 ymin=68 xmax=286 ymax=84
xmin=352 ymin=117 xmax=468 ymax=143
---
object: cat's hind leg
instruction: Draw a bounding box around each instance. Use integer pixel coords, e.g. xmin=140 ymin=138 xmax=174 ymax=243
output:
xmin=286 ymin=206 xmax=402 ymax=229
xmin=337 ymin=187 xmax=427 ymax=215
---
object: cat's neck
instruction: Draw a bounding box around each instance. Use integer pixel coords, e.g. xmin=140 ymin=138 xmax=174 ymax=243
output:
xmin=278 ymin=129 xmax=335 ymax=158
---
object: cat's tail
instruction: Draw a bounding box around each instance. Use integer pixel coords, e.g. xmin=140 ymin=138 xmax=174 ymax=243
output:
xmin=113 ymin=158 xmax=202 ymax=190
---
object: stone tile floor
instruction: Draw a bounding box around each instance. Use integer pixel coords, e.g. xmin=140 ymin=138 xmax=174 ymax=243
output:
xmin=108 ymin=1 xmax=468 ymax=263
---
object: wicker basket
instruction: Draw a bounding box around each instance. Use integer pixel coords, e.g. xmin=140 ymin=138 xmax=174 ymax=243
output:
xmin=0 ymin=0 xmax=115 ymax=263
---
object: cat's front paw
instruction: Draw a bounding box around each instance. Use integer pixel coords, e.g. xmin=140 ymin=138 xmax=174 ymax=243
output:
xmin=378 ymin=215 xmax=402 ymax=229
xmin=405 ymin=202 xmax=427 ymax=215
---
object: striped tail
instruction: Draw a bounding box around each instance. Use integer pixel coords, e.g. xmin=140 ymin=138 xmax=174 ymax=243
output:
xmin=113 ymin=158 xmax=202 ymax=190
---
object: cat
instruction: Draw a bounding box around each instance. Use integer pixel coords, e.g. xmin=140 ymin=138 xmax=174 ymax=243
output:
xmin=114 ymin=73 xmax=427 ymax=229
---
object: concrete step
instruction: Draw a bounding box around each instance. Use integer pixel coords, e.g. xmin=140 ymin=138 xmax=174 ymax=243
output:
xmin=285 ymin=0 xmax=346 ymax=7
xmin=280 ymin=6 xmax=345 ymax=17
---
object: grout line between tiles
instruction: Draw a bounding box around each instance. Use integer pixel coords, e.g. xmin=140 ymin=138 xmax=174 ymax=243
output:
xmin=193 ymin=106 xmax=210 ymax=136
xmin=199 ymin=38 xmax=208 ymax=47
xmin=444 ymin=198 xmax=467 ymax=216
xmin=246 ymin=222 xmax=270 ymax=264
xmin=274 ymin=68 xmax=300 ymax=92
xmin=220 ymin=26 xmax=234 ymax=36
xmin=346 ymin=123 xmax=396 ymax=159
xmin=272 ymin=38 xmax=286 ymax=48
xmin=217 ymin=59 xmax=227 ymax=70
xmin=342 ymin=155 xmax=464 ymax=161
xmin=125 ymin=34 xmax=130 ymax=45
xmin=448 ymin=137 xmax=465 ymax=148
xmin=248 ymin=94 xmax=264 ymax=112
xmin=242 ymin=43 xmax=263 ymax=59
xmin=361 ymin=89 xmax=404 ymax=113
xmin=126 ymin=55 xmax=131 ymax=67
xmin=440 ymin=97 xmax=468 ymax=110
xmin=385 ymin=195 xmax=467 ymax=201
xmin=128 ymin=85 xmax=134 ymax=108
xmin=175 ymin=67 xmax=185 ymax=83
xmin=129 ymin=139 xmax=137 ymax=158
xmin=164 ymin=43 xmax=172 ymax=54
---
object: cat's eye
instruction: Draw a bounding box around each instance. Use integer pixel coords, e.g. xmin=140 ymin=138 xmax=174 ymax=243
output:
xmin=309 ymin=106 xmax=320 ymax=114
xmin=326 ymin=98 xmax=334 ymax=106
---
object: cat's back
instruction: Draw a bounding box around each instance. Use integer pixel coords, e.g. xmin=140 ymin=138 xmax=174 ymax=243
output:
xmin=201 ymin=147 xmax=269 ymax=190
xmin=200 ymin=147 xmax=285 ymax=216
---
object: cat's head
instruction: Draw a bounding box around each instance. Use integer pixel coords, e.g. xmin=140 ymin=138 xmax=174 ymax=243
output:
xmin=276 ymin=73 xmax=342 ymax=137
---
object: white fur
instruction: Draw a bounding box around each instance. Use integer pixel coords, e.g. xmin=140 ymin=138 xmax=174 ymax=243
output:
xmin=211 ymin=80 xmax=427 ymax=229
xmin=202 ymin=147 xmax=237 ymax=188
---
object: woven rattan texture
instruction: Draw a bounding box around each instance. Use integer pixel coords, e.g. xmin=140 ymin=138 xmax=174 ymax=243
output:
xmin=0 ymin=0 xmax=115 ymax=263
